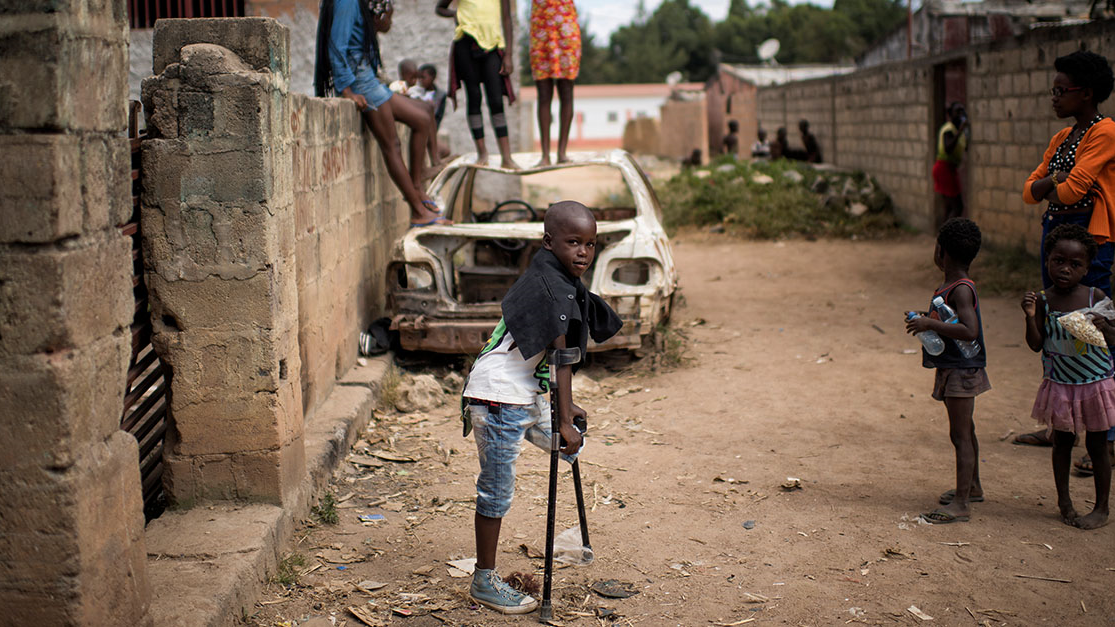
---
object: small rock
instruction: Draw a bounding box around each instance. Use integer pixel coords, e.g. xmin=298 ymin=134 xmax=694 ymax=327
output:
xmin=572 ymin=374 xmax=603 ymax=397
xmin=742 ymin=520 xmax=756 ymax=530
xmin=751 ymin=173 xmax=774 ymax=185
xmin=716 ymin=163 xmax=736 ymax=173
xmin=694 ymin=170 xmax=711 ymax=179
xmin=782 ymin=170 xmax=804 ymax=183
xmin=442 ymin=371 xmax=464 ymax=394
xmin=395 ymin=374 xmax=444 ymax=412
xmin=846 ymin=202 xmax=868 ymax=217
xmin=709 ymin=224 xmax=725 ymax=234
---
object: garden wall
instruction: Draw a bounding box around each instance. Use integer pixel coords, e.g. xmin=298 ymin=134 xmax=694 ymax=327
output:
xmin=758 ymin=20 xmax=1115 ymax=251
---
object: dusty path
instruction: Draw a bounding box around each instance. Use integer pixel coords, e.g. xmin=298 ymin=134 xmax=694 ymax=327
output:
xmin=249 ymin=235 xmax=1115 ymax=627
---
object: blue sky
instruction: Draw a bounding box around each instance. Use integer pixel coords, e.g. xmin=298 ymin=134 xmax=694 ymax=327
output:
xmin=564 ymin=0 xmax=836 ymax=40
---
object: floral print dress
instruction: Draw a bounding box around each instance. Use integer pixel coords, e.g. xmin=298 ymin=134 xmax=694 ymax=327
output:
xmin=529 ymin=0 xmax=581 ymax=80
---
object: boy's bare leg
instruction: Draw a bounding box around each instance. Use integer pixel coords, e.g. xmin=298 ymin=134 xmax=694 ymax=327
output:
xmin=496 ymin=135 xmax=519 ymax=170
xmin=475 ymin=513 xmax=502 ymax=569
xmin=938 ymin=396 xmax=976 ymax=519
xmin=556 ymin=79 xmax=574 ymax=163
xmin=536 ymin=79 xmax=554 ymax=166
xmin=1076 ymin=430 xmax=1111 ymax=529
xmin=1052 ymin=430 xmax=1079 ymax=525
xmin=474 ymin=137 xmax=489 ymax=165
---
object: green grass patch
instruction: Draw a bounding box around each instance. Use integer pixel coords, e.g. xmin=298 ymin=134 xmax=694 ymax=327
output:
xmin=656 ymin=157 xmax=899 ymax=240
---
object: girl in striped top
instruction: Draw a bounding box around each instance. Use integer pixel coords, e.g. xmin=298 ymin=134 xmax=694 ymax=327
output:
xmin=1023 ymin=223 xmax=1115 ymax=530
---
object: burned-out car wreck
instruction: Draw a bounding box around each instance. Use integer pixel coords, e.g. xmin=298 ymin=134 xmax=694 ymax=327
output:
xmin=387 ymin=150 xmax=678 ymax=354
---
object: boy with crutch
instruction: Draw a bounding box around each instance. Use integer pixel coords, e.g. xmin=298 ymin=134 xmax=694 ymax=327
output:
xmin=461 ymin=201 xmax=622 ymax=614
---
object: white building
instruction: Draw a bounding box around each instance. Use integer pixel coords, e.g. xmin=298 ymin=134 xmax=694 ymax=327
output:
xmin=519 ymin=82 xmax=703 ymax=150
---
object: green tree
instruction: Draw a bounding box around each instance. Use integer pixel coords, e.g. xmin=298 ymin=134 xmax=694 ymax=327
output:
xmin=606 ymin=0 xmax=716 ymax=83
xmin=833 ymin=0 xmax=906 ymax=50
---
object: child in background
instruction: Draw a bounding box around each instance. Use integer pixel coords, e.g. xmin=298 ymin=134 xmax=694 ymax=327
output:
xmin=416 ymin=63 xmax=447 ymax=127
xmin=722 ymin=120 xmax=740 ymax=157
xmin=389 ymin=58 xmax=418 ymax=94
xmin=905 ymin=218 xmax=990 ymax=524
xmin=461 ymin=201 xmax=622 ymax=613
xmin=1022 ymin=223 xmax=1115 ymax=529
xmin=750 ymin=128 xmax=771 ymax=160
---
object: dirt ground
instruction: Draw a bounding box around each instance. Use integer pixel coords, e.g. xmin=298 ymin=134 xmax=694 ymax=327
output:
xmin=247 ymin=234 xmax=1115 ymax=627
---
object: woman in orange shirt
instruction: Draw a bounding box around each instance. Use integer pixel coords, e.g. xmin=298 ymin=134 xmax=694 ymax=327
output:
xmin=1017 ymin=51 xmax=1115 ymax=467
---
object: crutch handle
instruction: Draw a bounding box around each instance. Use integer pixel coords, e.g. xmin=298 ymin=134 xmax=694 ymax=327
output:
xmin=547 ymin=347 xmax=581 ymax=366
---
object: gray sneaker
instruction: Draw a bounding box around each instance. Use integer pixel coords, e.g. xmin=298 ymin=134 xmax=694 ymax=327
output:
xmin=470 ymin=568 xmax=539 ymax=614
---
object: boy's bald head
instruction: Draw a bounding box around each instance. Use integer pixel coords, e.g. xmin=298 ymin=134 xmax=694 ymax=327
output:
xmin=544 ymin=200 xmax=595 ymax=236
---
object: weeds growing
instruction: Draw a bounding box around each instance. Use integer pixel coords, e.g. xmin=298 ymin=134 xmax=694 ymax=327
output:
xmin=655 ymin=157 xmax=899 ymax=240
xmin=311 ymin=493 xmax=339 ymax=525
xmin=273 ymin=553 xmax=306 ymax=586
xmin=972 ymin=244 xmax=1040 ymax=296
xmin=376 ymin=365 xmax=403 ymax=412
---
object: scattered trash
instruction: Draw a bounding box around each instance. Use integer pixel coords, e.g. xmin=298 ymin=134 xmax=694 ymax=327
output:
xmin=368 ymin=450 xmax=417 ymax=463
xmin=937 ymin=541 xmax=969 ymax=547
xmin=907 ymin=605 xmax=933 ymax=621
xmin=901 ymin=348 xmax=919 ymax=354
xmin=999 ymin=429 xmax=1016 ymax=441
xmin=358 ymin=514 xmax=385 ymax=523
xmin=391 ymin=608 xmax=412 ymax=617
xmin=446 ymin=557 xmax=476 ymax=578
xmin=871 ymin=324 xmax=885 ymax=334
xmin=847 ymin=201 xmax=869 ymax=217
xmin=780 ymin=477 xmax=802 ymax=491
xmin=742 ymin=520 xmax=756 ymax=530
xmin=554 ymin=526 xmax=594 ymax=565
xmin=848 ymin=607 xmax=865 ymax=618
xmin=742 ymin=592 xmax=769 ymax=603
xmin=355 ymin=580 xmax=388 ymax=594
xmin=590 ymin=580 xmax=640 ymax=599
xmin=505 ymin=571 xmax=541 ymax=596
xmin=1022 ymin=541 xmax=1053 ymax=550
xmin=883 ymin=546 xmax=915 ymax=560
xmin=349 ymin=455 xmax=385 ymax=468
xmin=348 ymin=605 xmax=385 ymax=627
xmin=412 ymin=565 xmax=434 ymax=576
xmin=519 ymin=543 xmax=546 ymax=559
xmin=713 ymin=475 xmax=748 ymax=484
xmin=316 ymin=548 xmax=366 ymax=564
xmin=336 ymin=565 xmax=347 ymax=570
xmin=1014 ymin=573 xmax=1071 ymax=583
xmin=711 ymin=619 xmax=755 ymax=626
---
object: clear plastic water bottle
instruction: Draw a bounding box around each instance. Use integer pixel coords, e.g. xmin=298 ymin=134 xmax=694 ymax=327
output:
xmin=906 ymin=311 xmax=945 ymax=355
xmin=931 ymin=296 xmax=981 ymax=358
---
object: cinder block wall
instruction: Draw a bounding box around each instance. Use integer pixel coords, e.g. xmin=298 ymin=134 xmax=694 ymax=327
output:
xmin=757 ymin=20 xmax=1115 ymax=251
xmin=290 ymin=94 xmax=407 ymax=416
xmin=0 ymin=0 xmax=152 ymax=623
xmin=660 ymin=98 xmax=709 ymax=161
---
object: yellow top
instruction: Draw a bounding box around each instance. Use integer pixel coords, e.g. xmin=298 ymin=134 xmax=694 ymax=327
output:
xmin=455 ymin=0 xmax=505 ymax=51
xmin=936 ymin=121 xmax=967 ymax=164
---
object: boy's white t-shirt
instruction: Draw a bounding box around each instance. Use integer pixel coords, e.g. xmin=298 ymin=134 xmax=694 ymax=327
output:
xmin=463 ymin=322 xmax=548 ymax=405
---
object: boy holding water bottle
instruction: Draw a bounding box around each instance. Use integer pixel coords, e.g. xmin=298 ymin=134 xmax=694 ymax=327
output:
xmin=904 ymin=218 xmax=990 ymax=524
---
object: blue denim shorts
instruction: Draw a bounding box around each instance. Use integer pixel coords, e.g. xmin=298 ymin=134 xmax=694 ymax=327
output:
xmin=344 ymin=56 xmax=393 ymax=111
xmin=468 ymin=399 xmax=580 ymax=518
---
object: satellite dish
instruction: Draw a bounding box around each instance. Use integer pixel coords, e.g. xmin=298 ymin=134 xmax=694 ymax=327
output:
xmin=666 ymin=71 xmax=683 ymax=87
xmin=758 ymin=38 xmax=780 ymax=62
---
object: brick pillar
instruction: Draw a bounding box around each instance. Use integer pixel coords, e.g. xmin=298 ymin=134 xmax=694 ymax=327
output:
xmin=141 ymin=18 xmax=305 ymax=506
xmin=0 ymin=0 xmax=152 ymax=624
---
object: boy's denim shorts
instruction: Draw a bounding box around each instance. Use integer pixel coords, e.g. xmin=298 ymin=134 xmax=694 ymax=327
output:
xmin=343 ymin=55 xmax=393 ymax=111
xmin=467 ymin=399 xmax=581 ymax=518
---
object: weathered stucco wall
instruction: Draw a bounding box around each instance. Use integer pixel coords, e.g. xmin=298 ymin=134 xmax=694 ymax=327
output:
xmin=659 ymin=97 xmax=709 ymax=162
xmin=758 ymin=20 xmax=1115 ymax=251
xmin=0 ymin=0 xmax=152 ymax=623
xmin=290 ymin=94 xmax=407 ymax=416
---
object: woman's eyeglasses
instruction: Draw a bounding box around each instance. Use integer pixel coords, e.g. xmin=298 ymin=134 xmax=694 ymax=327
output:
xmin=1050 ymin=86 xmax=1084 ymax=97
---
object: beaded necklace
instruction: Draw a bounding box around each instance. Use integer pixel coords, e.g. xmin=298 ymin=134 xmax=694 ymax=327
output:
xmin=1048 ymin=113 xmax=1105 ymax=213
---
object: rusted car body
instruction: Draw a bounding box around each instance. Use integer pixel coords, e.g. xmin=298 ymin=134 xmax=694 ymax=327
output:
xmin=387 ymin=150 xmax=678 ymax=354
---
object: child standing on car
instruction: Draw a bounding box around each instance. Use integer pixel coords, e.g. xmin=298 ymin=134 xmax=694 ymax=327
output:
xmin=461 ymin=201 xmax=622 ymax=613
xmin=904 ymin=218 xmax=990 ymax=524
xmin=1022 ymin=223 xmax=1115 ymax=530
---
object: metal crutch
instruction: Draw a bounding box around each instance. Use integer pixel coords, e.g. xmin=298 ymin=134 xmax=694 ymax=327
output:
xmin=540 ymin=347 xmax=592 ymax=622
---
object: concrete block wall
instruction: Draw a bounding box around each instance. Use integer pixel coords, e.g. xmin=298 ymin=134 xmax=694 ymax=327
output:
xmin=290 ymin=94 xmax=407 ymax=416
xmin=660 ymin=97 xmax=709 ymax=161
xmin=759 ymin=79 xmax=836 ymax=163
xmin=0 ymin=0 xmax=152 ymax=623
xmin=141 ymin=18 xmax=307 ymax=506
xmin=756 ymin=20 xmax=1115 ymax=247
